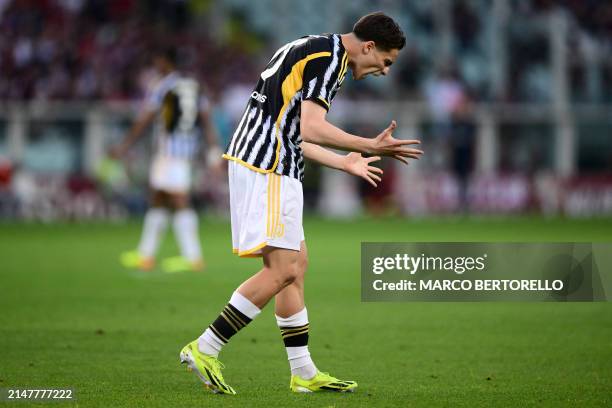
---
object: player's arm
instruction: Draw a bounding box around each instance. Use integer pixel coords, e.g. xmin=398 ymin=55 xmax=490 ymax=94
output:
xmin=300 ymin=100 xmax=422 ymax=164
xmin=301 ymin=141 xmax=383 ymax=187
xmin=199 ymin=107 xmax=223 ymax=167
xmin=109 ymin=110 xmax=156 ymax=158
xmin=197 ymin=91 xmax=224 ymax=168
xmin=200 ymin=108 xmax=220 ymax=149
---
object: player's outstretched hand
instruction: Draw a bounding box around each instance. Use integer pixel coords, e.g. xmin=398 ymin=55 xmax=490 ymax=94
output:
xmin=343 ymin=152 xmax=383 ymax=187
xmin=371 ymin=120 xmax=423 ymax=164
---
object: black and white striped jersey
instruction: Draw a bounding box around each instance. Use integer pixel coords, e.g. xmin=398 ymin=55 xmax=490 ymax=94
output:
xmin=223 ymin=33 xmax=349 ymax=181
xmin=144 ymin=72 xmax=209 ymax=160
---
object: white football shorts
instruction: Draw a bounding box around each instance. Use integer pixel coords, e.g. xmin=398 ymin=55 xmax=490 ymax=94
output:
xmin=228 ymin=161 xmax=304 ymax=257
xmin=149 ymin=155 xmax=191 ymax=193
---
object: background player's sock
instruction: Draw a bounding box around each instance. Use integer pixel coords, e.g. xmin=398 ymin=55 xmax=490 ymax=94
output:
xmin=276 ymin=308 xmax=317 ymax=380
xmin=137 ymin=207 xmax=169 ymax=258
xmin=198 ymin=291 xmax=261 ymax=357
xmin=173 ymin=208 xmax=203 ymax=262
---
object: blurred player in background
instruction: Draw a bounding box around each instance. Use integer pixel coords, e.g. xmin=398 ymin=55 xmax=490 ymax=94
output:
xmin=179 ymin=12 xmax=422 ymax=394
xmin=111 ymin=48 xmax=222 ymax=273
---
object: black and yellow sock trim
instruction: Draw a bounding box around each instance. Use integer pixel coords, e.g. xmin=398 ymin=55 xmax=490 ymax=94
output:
xmin=279 ymin=323 xmax=309 ymax=347
xmin=209 ymin=303 xmax=252 ymax=344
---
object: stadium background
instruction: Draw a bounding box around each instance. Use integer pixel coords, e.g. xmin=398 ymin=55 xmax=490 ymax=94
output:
xmin=1 ymin=1 xmax=611 ymax=407
xmin=1 ymin=0 xmax=612 ymax=219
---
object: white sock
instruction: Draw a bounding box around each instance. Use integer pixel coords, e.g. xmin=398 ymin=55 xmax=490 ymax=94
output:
xmin=173 ymin=208 xmax=202 ymax=262
xmin=276 ymin=308 xmax=317 ymax=380
xmin=198 ymin=291 xmax=261 ymax=357
xmin=137 ymin=208 xmax=169 ymax=258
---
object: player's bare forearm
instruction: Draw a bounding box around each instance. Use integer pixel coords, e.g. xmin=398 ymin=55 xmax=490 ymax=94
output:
xmin=111 ymin=110 xmax=156 ymax=157
xmin=199 ymin=109 xmax=223 ymax=168
xmin=300 ymin=100 xmax=423 ymax=164
xmin=124 ymin=112 xmax=155 ymax=147
xmin=302 ymin=141 xmax=384 ymax=187
xmin=300 ymin=102 xmax=371 ymax=153
xmin=301 ymin=142 xmax=346 ymax=170
xmin=200 ymin=110 xmax=221 ymax=149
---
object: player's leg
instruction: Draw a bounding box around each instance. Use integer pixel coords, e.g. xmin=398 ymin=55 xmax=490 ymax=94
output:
xmin=121 ymin=190 xmax=169 ymax=270
xmin=274 ymin=240 xmax=358 ymax=393
xmin=163 ymin=192 xmax=204 ymax=272
xmin=180 ymin=246 xmax=302 ymax=394
xmin=136 ymin=191 xmax=170 ymax=264
xmin=181 ymin=163 xmax=307 ymax=394
xmin=274 ymin=241 xmax=307 ymax=315
xmin=199 ymin=245 xmax=301 ymax=355
xmin=274 ymin=241 xmax=317 ymax=378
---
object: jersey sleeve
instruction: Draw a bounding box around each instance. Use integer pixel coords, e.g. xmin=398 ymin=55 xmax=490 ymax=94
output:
xmin=301 ymin=53 xmax=344 ymax=112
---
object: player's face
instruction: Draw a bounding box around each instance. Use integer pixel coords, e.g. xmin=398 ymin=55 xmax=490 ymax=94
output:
xmin=153 ymin=56 xmax=173 ymax=75
xmin=153 ymin=56 xmax=166 ymax=74
xmin=352 ymin=42 xmax=399 ymax=80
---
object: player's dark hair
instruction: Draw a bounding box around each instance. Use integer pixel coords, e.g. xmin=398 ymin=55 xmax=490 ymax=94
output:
xmin=155 ymin=47 xmax=178 ymax=66
xmin=353 ymin=12 xmax=405 ymax=51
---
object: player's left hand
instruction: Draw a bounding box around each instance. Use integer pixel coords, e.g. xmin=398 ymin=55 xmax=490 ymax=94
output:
xmin=343 ymin=152 xmax=383 ymax=187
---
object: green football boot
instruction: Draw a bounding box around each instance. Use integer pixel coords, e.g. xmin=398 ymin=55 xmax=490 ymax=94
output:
xmin=179 ymin=340 xmax=236 ymax=395
xmin=162 ymin=256 xmax=204 ymax=273
xmin=290 ymin=371 xmax=357 ymax=393
xmin=120 ymin=250 xmax=154 ymax=271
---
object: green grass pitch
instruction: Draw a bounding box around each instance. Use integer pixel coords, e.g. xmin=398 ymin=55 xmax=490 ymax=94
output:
xmin=1 ymin=216 xmax=611 ymax=407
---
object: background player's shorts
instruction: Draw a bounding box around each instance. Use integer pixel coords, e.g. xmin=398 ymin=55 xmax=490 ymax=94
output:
xmin=149 ymin=156 xmax=191 ymax=193
xmin=228 ymin=161 xmax=304 ymax=257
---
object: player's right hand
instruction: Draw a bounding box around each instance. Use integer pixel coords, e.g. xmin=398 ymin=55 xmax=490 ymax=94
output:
xmin=108 ymin=145 xmax=125 ymax=160
xmin=370 ymin=120 xmax=423 ymax=164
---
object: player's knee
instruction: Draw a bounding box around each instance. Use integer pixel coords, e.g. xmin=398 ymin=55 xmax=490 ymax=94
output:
xmin=171 ymin=196 xmax=189 ymax=210
xmin=279 ymin=260 xmax=301 ymax=286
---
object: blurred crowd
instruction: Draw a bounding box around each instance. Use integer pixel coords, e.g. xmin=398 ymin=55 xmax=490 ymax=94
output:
xmin=1 ymin=0 xmax=612 ymax=219
xmin=2 ymin=0 xmax=612 ymax=103
xmin=0 ymin=0 xmax=260 ymax=101
xmin=393 ymin=0 xmax=612 ymax=103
